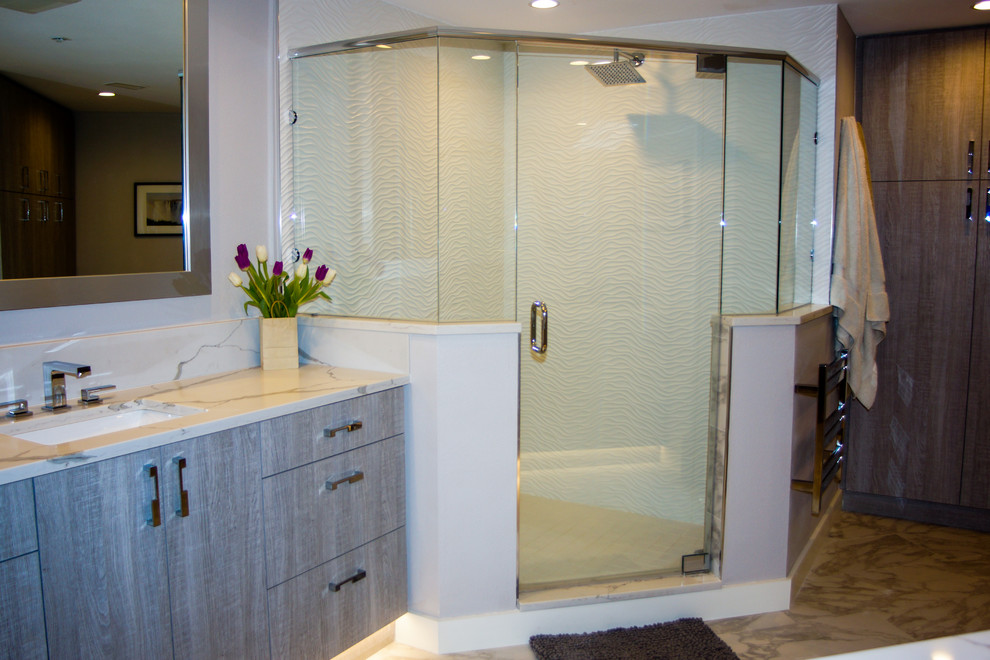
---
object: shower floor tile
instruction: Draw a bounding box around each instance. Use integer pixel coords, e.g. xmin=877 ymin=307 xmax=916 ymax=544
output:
xmin=517 ymin=494 xmax=705 ymax=589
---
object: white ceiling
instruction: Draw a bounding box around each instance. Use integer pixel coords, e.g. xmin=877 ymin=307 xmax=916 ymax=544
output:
xmin=382 ymin=0 xmax=990 ymax=37
xmin=0 ymin=0 xmax=985 ymax=113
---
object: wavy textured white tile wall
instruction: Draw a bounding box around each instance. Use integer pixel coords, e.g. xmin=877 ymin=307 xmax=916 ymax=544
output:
xmin=597 ymin=5 xmax=838 ymax=305
xmin=721 ymin=58 xmax=782 ymax=315
xmin=516 ymin=50 xmax=724 ymax=524
xmin=293 ymin=44 xmax=439 ymax=319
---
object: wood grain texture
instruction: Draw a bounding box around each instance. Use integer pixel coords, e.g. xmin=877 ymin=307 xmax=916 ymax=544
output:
xmin=260 ymin=387 xmax=403 ymax=476
xmin=35 ymin=449 xmax=172 ymax=659
xmin=859 ymin=29 xmax=986 ymax=182
xmin=961 ymin=213 xmax=990 ymax=508
xmin=846 ymin=181 xmax=978 ymax=504
xmin=843 ymin=490 xmax=990 ymax=532
xmin=267 ymin=528 xmax=407 ymax=660
xmin=264 ymin=434 xmax=405 ymax=587
xmin=0 ymin=553 xmax=47 ymax=660
xmin=163 ymin=425 xmax=270 ymax=660
xmin=0 ymin=478 xmax=36 ymax=561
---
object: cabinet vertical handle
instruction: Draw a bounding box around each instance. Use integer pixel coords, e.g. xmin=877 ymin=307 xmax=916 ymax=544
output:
xmin=329 ymin=569 xmax=366 ymax=592
xmin=967 ymin=188 xmax=973 ymax=222
xmin=145 ymin=464 xmax=162 ymax=527
xmin=173 ymin=456 xmax=190 ymax=517
xmin=55 ymin=202 xmax=64 ymax=223
xmin=21 ymin=166 xmax=29 ymax=190
xmin=324 ymin=421 xmax=363 ymax=438
xmin=19 ymin=198 xmax=29 ymax=222
xmin=968 ymin=140 xmax=975 ymax=175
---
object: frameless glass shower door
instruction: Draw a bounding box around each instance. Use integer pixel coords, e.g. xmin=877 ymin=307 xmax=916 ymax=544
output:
xmin=516 ymin=44 xmax=726 ymax=590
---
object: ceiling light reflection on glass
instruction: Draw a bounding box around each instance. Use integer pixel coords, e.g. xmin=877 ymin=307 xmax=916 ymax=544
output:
xmin=98 ymin=91 xmax=115 ymax=97
xmin=471 ymin=54 xmax=491 ymax=60
xmin=570 ymin=60 xmax=589 ymax=66
xmin=530 ymin=0 xmax=558 ymax=8
xmin=974 ymin=1 xmax=990 ymax=9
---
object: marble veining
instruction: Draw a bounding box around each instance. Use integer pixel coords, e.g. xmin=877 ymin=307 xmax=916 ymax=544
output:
xmin=0 ymin=365 xmax=407 ymax=485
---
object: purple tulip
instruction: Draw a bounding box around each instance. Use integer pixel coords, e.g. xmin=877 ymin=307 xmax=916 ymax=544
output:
xmin=235 ymin=252 xmax=251 ymax=271
xmin=315 ymin=264 xmax=329 ymax=282
xmin=273 ymin=261 xmax=283 ymax=276
xmin=236 ymin=243 xmax=249 ymax=260
xmin=302 ymin=248 xmax=313 ymax=264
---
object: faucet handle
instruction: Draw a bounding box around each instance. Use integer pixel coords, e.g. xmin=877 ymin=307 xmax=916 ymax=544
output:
xmin=79 ymin=385 xmax=116 ymax=405
xmin=1 ymin=399 xmax=33 ymax=418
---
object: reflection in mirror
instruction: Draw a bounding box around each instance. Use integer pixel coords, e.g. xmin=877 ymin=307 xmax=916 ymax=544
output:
xmin=0 ymin=0 xmax=210 ymax=310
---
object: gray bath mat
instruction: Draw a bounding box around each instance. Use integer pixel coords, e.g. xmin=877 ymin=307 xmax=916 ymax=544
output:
xmin=529 ymin=617 xmax=740 ymax=660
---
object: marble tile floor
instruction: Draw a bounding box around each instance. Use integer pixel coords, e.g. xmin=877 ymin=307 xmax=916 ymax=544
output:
xmin=368 ymin=510 xmax=990 ymax=659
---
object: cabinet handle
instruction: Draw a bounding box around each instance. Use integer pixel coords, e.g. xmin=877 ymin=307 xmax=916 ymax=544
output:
xmin=329 ymin=569 xmax=366 ymax=592
xmin=145 ymin=464 xmax=162 ymax=527
xmin=19 ymin=198 xmax=29 ymax=222
xmin=326 ymin=470 xmax=364 ymax=491
xmin=324 ymin=421 xmax=362 ymax=438
xmin=967 ymin=187 xmax=973 ymax=222
xmin=55 ymin=202 xmax=64 ymax=222
xmin=968 ymin=140 xmax=975 ymax=175
xmin=173 ymin=456 xmax=190 ymax=517
xmin=21 ymin=166 xmax=29 ymax=190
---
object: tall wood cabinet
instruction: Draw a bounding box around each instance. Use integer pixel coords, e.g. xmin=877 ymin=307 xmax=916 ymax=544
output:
xmin=0 ymin=75 xmax=76 ymax=280
xmin=846 ymin=27 xmax=990 ymax=527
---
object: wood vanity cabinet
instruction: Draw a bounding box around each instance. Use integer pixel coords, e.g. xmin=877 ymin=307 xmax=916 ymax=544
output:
xmin=847 ymin=27 xmax=990 ymax=527
xmin=0 ymin=479 xmax=47 ymax=659
xmin=263 ymin=388 xmax=407 ymax=660
xmin=34 ymin=425 xmax=268 ymax=659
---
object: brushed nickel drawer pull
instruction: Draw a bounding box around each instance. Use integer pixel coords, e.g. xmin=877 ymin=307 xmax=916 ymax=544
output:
xmin=145 ymin=464 xmax=162 ymax=528
xmin=326 ymin=470 xmax=364 ymax=491
xmin=329 ymin=569 xmax=366 ymax=592
xmin=969 ymin=140 xmax=975 ymax=175
xmin=324 ymin=421 xmax=363 ymax=438
xmin=173 ymin=456 xmax=190 ymax=517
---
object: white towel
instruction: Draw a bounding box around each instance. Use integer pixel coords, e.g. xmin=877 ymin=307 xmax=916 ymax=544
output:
xmin=831 ymin=117 xmax=889 ymax=409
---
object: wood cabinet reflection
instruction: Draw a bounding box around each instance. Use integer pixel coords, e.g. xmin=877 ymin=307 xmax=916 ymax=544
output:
xmin=0 ymin=75 xmax=75 ymax=280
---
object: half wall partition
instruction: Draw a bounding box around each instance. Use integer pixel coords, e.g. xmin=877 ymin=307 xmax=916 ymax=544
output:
xmin=288 ymin=29 xmax=818 ymax=592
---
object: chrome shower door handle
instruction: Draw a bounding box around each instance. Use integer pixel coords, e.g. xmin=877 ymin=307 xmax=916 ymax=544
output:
xmin=530 ymin=301 xmax=548 ymax=354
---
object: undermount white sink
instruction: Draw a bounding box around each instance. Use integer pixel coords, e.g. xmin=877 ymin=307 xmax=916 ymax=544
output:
xmin=4 ymin=400 xmax=205 ymax=446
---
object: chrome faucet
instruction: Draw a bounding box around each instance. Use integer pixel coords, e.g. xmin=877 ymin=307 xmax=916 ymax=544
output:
xmin=43 ymin=361 xmax=91 ymax=411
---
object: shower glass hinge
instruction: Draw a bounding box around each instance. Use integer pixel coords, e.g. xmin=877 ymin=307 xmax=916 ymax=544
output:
xmin=814 ymin=131 xmax=819 ymax=145
xmin=681 ymin=552 xmax=709 ymax=575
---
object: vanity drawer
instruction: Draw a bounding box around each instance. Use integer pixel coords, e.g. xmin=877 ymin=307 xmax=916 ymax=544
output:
xmin=260 ymin=387 xmax=403 ymax=476
xmin=263 ymin=435 xmax=405 ymax=586
xmin=0 ymin=479 xmax=37 ymax=561
xmin=267 ymin=528 xmax=407 ymax=660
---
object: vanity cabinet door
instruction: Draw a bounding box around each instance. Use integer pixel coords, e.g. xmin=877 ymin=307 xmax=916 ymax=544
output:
xmin=0 ymin=480 xmax=46 ymax=659
xmin=162 ymin=426 xmax=269 ymax=660
xmin=35 ymin=449 xmax=172 ymax=659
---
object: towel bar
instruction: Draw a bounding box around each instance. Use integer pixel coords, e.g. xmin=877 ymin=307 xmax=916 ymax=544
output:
xmin=792 ymin=351 xmax=849 ymax=515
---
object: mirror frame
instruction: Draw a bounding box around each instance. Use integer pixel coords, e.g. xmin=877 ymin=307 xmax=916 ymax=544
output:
xmin=0 ymin=0 xmax=211 ymax=311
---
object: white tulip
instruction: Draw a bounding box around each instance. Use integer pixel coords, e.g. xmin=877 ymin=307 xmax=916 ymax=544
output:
xmin=255 ymin=245 xmax=268 ymax=263
xmin=322 ymin=269 xmax=336 ymax=286
xmin=228 ymin=272 xmax=243 ymax=287
xmin=295 ymin=263 xmax=308 ymax=279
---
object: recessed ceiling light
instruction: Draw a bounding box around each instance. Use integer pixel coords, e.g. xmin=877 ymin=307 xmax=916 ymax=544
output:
xmin=530 ymin=0 xmax=559 ymax=8
xmin=472 ymin=54 xmax=491 ymax=60
xmin=570 ymin=60 xmax=589 ymax=66
xmin=975 ymin=1 xmax=990 ymax=9
xmin=98 ymin=91 xmax=115 ymax=97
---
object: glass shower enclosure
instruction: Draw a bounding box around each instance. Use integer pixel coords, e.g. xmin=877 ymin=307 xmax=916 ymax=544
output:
xmin=288 ymin=29 xmax=819 ymax=593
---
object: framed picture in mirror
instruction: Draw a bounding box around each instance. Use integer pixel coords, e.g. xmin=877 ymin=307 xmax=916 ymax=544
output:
xmin=135 ymin=182 xmax=183 ymax=236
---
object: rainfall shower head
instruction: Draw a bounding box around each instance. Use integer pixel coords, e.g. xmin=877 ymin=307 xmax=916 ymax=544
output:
xmin=585 ymin=50 xmax=646 ymax=86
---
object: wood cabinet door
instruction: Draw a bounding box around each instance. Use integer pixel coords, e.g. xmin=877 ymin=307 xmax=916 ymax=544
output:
xmin=0 ymin=554 xmax=47 ymax=660
xmin=162 ymin=426 xmax=269 ymax=660
xmin=35 ymin=449 xmax=172 ymax=659
xmin=847 ymin=181 xmax=978 ymax=504
xmin=961 ymin=199 xmax=990 ymax=508
xmin=860 ymin=28 xmax=987 ymax=182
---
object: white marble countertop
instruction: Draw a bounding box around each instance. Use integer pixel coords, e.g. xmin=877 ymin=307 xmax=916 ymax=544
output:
xmin=723 ymin=303 xmax=833 ymax=327
xmin=0 ymin=365 xmax=408 ymax=485
xmin=813 ymin=630 xmax=990 ymax=659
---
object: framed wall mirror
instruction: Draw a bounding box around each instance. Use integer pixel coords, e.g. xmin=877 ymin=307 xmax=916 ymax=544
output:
xmin=0 ymin=0 xmax=210 ymax=311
